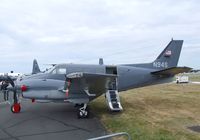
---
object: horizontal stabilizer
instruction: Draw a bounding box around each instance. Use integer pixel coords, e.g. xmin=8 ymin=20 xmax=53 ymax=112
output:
xmin=151 ymin=67 xmax=192 ymax=76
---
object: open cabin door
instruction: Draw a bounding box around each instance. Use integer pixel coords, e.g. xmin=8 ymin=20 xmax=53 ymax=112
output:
xmin=106 ymin=66 xmax=117 ymax=90
xmin=106 ymin=66 xmax=117 ymax=75
xmin=105 ymin=66 xmax=123 ymax=111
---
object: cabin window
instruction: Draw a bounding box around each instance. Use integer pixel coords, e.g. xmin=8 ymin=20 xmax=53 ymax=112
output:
xmin=57 ymin=68 xmax=66 ymax=74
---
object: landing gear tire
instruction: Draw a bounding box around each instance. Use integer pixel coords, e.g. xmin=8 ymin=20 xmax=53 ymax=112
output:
xmin=77 ymin=104 xmax=89 ymax=119
xmin=11 ymin=103 xmax=21 ymax=113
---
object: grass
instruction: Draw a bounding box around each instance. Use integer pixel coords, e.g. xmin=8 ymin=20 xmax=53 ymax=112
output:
xmin=90 ymin=83 xmax=200 ymax=140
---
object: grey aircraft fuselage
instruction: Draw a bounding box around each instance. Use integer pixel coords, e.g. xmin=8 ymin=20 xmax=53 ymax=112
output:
xmin=17 ymin=63 xmax=172 ymax=102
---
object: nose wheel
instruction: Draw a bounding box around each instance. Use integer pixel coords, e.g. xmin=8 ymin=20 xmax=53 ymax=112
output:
xmin=11 ymin=103 xmax=21 ymax=113
xmin=77 ymin=104 xmax=89 ymax=118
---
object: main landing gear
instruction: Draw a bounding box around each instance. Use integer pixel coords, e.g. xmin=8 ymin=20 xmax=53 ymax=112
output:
xmin=77 ymin=104 xmax=90 ymax=119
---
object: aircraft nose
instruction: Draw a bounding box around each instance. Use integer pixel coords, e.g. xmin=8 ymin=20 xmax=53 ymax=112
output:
xmin=21 ymin=85 xmax=27 ymax=92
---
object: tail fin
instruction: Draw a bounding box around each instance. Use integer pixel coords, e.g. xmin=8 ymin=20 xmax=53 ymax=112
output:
xmin=152 ymin=40 xmax=183 ymax=70
xmin=32 ymin=59 xmax=41 ymax=74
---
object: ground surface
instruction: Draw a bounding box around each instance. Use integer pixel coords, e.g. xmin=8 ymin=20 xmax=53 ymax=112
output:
xmin=1 ymin=74 xmax=199 ymax=140
xmin=91 ymin=83 xmax=200 ymax=140
xmin=0 ymin=98 xmax=106 ymax=140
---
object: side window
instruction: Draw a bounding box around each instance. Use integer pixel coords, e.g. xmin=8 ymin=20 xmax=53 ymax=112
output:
xmin=57 ymin=68 xmax=66 ymax=74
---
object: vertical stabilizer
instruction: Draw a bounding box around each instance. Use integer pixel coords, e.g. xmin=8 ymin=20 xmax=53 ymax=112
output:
xmin=32 ymin=59 xmax=41 ymax=74
xmin=152 ymin=40 xmax=183 ymax=70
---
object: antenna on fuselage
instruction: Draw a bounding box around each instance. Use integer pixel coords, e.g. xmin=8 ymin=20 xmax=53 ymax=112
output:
xmin=99 ymin=58 xmax=104 ymax=65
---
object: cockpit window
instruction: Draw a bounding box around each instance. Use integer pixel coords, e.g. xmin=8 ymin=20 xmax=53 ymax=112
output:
xmin=51 ymin=68 xmax=57 ymax=74
xmin=57 ymin=68 xmax=66 ymax=74
xmin=51 ymin=67 xmax=66 ymax=74
xmin=44 ymin=65 xmax=66 ymax=74
xmin=44 ymin=66 xmax=55 ymax=73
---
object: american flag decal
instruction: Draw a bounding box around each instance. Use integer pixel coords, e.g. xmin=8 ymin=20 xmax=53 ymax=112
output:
xmin=165 ymin=50 xmax=172 ymax=57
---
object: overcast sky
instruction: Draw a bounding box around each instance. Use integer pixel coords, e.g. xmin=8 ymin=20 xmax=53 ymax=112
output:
xmin=0 ymin=0 xmax=199 ymax=73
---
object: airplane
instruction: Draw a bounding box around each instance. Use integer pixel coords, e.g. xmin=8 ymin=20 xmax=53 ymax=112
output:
xmin=0 ymin=39 xmax=191 ymax=118
xmin=0 ymin=71 xmax=22 ymax=80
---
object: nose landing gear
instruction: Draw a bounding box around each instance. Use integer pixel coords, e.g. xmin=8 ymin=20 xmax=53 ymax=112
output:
xmin=11 ymin=87 xmax=21 ymax=113
xmin=11 ymin=103 xmax=21 ymax=113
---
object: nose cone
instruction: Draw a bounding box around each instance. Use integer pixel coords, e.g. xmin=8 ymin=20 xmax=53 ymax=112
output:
xmin=21 ymin=85 xmax=27 ymax=92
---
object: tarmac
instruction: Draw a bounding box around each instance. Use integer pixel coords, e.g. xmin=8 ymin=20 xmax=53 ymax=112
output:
xmin=0 ymin=94 xmax=106 ymax=140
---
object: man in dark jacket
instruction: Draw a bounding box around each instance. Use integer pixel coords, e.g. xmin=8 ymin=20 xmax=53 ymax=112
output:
xmin=1 ymin=81 xmax=9 ymax=101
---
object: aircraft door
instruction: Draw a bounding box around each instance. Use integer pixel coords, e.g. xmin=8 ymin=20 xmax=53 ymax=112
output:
xmin=106 ymin=66 xmax=118 ymax=90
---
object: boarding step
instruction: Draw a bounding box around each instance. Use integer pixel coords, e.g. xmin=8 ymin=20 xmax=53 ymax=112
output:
xmin=105 ymin=90 xmax=123 ymax=111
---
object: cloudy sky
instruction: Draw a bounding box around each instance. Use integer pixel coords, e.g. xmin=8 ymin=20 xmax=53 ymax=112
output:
xmin=0 ymin=0 xmax=199 ymax=73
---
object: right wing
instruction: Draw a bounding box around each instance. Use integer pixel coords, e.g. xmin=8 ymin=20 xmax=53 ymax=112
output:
xmin=65 ymin=72 xmax=117 ymax=97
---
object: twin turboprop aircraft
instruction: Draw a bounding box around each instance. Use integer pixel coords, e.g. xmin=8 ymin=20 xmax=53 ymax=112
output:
xmin=0 ymin=40 xmax=191 ymax=118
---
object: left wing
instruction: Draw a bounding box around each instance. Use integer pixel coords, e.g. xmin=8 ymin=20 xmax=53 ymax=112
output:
xmin=65 ymin=72 xmax=117 ymax=97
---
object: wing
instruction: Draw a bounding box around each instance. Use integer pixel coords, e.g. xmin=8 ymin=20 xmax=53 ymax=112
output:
xmin=65 ymin=72 xmax=117 ymax=98
xmin=151 ymin=67 xmax=192 ymax=76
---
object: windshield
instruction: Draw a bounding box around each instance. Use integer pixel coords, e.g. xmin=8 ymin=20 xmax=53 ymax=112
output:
xmin=44 ymin=65 xmax=66 ymax=74
xmin=44 ymin=66 xmax=55 ymax=73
